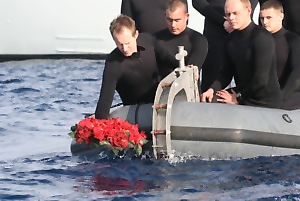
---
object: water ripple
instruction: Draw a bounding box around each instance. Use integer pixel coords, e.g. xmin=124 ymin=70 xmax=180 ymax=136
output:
xmin=0 ymin=194 xmax=34 ymax=200
xmin=34 ymin=103 xmax=53 ymax=111
xmin=10 ymin=87 xmax=40 ymax=93
xmin=2 ymin=60 xmax=300 ymax=200
xmin=0 ymin=78 xmax=23 ymax=84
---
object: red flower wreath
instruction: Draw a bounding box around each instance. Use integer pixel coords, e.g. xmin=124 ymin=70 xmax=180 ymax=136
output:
xmin=68 ymin=117 xmax=148 ymax=156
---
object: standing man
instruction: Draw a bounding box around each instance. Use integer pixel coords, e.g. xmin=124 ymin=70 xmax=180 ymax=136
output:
xmin=260 ymin=0 xmax=300 ymax=110
xmin=121 ymin=0 xmax=188 ymax=35
xmin=201 ymin=0 xmax=282 ymax=108
xmin=95 ymin=15 xmax=178 ymax=119
xmin=154 ymin=0 xmax=208 ymax=79
xmin=192 ymin=0 xmax=258 ymax=92
xmin=259 ymin=0 xmax=300 ymax=36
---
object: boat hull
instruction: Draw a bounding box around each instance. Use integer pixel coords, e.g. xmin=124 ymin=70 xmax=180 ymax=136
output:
xmin=0 ymin=0 xmax=208 ymax=62
xmin=71 ymin=102 xmax=300 ymax=159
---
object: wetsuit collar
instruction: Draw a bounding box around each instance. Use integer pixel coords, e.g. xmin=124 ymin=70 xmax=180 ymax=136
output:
xmin=236 ymin=21 xmax=255 ymax=37
xmin=175 ymin=27 xmax=189 ymax=36
xmin=272 ymin=27 xmax=287 ymax=38
xmin=129 ymin=46 xmax=145 ymax=59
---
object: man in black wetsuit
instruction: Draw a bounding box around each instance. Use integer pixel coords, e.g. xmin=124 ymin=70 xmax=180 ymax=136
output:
xmin=154 ymin=0 xmax=208 ymax=80
xmin=200 ymin=0 xmax=282 ymax=108
xmin=260 ymin=0 xmax=300 ymax=110
xmin=192 ymin=0 xmax=258 ymax=92
xmin=258 ymin=0 xmax=300 ymax=36
xmin=121 ymin=0 xmax=188 ymax=35
xmin=95 ymin=15 xmax=178 ymax=119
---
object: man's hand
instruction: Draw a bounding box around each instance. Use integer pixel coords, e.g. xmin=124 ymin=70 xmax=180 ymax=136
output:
xmin=223 ymin=19 xmax=234 ymax=33
xmin=216 ymin=89 xmax=238 ymax=104
xmin=200 ymin=88 xmax=214 ymax=102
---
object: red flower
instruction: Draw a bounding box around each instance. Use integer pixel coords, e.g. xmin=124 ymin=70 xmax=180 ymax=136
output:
xmin=69 ymin=117 xmax=148 ymax=156
xmin=111 ymin=131 xmax=129 ymax=149
xmin=93 ymin=126 xmax=107 ymax=141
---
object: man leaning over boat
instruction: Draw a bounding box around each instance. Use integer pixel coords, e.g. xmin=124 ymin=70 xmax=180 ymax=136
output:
xmin=94 ymin=14 xmax=178 ymax=119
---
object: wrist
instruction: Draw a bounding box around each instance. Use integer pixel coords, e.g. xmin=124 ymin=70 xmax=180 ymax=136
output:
xmin=208 ymin=88 xmax=214 ymax=94
xmin=236 ymin=92 xmax=243 ymax=104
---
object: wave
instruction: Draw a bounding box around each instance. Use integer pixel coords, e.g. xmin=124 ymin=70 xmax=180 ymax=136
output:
xmin=0 ymin=78 xmax=23 ymax=84
xmin=10 ymin=87 xmax=40 ymax=93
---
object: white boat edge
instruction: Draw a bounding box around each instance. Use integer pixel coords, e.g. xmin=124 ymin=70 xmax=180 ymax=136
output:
xmin=0 ymin=0 xmax=260 ymax=62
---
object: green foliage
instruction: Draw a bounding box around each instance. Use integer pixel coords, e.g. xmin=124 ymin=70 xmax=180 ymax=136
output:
xmin=100 ymin=140 xmax=111 ymax=146
xmin=68 ymin=131 xmax=75 ymax=138
xmin=140 ymin=139 xmax=148 ymax=145
xmin=112 ymin=148 xmax=119 ymax=156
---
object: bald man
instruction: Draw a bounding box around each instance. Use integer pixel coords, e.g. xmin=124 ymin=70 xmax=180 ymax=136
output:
xmin=201 ymin=0 xmax=282 ymax=108
xmin=192 ymin=0 xmax=258 ymax=92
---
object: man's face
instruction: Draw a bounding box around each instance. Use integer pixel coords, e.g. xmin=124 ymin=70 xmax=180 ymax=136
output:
xmin=166 ymin=7 xmax=188 ymax=35
xmin=113 ymin=28 xmax=138 ymax=57
xmin=225 ymin=0 xmax=251 ymax=30
xmin=260 ymin=8 xmax=283 ymax=33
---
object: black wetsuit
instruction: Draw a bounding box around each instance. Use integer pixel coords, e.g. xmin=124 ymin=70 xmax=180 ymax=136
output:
xmin=154 ymin=27 xmax=208 ymax=79
xmin=192 ymin=0 xmax=258 ymax=92
xmin=272 ymin=28 xmax=300 ymax=110
xmin=121 ymin=0 xmax=188 ymax=34
xmin=259 ymin=0 xmax=300 ymax=36
xmin=211 ymin=22 xmax=282 ymax=108
xmin=95 ymin=33 xmax=177 ymax=119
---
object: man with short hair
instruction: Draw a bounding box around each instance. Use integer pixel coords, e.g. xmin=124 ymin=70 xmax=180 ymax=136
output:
xmin=260 ymin=0 xmax=300 ymax=110
xmin=95 ymin=14 xmax=178 ymax=119
xmin=192 ymin=0 xmax=258 ymax=92
xmin=259 ymin=0 xmax=300 ymax=36
xmin=200 ymin=0 xmax=282 ymax=108
xmin=154 ymin=0 xmax=208 ymax=80
xmin=121 ymin=0 xmax=188 ymax=35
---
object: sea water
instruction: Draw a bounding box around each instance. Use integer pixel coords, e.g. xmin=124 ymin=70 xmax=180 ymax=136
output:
xmin=1 ymin=59 xmax=300 ymax=201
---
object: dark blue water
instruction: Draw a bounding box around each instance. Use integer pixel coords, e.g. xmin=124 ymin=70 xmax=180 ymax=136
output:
xmin=1 ymin=59 xmax=300 ymax=200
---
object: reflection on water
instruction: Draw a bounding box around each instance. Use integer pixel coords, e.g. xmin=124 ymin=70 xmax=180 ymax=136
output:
xmin=1 ymin=59 xmax=300 ymax=200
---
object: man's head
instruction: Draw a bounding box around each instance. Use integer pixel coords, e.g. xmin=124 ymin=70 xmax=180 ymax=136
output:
xmin=224 ymin=0 xmax=252 ymax=31
xmin=165 ymin=0 xmax=189 ymax=35
xmin=109 ymin=14 xmax=138 ymax=57
xmin=260 ymin=0 xmax=283 ymax=33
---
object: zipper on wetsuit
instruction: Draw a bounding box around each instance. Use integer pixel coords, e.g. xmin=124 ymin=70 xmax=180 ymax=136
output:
xmin=138 ymin=57 xmax=143 ymax=63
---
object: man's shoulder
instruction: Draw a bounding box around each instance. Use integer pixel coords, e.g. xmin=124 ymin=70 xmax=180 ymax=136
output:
xmin=285 ymin=30 xmax=300 ymax=41
xmin=105 ymin=48 xmax=124 ymax=63
xmin=137 ymin=32 xmax=153 ymax=41
xmin=224 ymin=24 xmax=272 ymax=45
xmin=153 ymin=28 xmax=171 ymax=39
xmin=137 ymin=32 xmax=155 ymax=47
xmin=185 ymin=27 xmax=206 ymax=40
xmin=251 ymin=24 xmax=273 ymax=39
xmin=186 ymin=27 xmax=202 ymax=35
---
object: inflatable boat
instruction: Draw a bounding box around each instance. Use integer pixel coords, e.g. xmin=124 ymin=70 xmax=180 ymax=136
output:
xmin=70 ymin=47 xmax=300 ymax=159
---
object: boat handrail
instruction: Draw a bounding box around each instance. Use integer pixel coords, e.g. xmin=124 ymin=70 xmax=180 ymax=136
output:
xmin=152 ymin=46 xmax=200 ymax=159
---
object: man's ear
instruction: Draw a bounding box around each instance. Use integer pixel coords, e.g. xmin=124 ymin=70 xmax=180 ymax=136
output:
xmin=134 ymin=30 xmax=139 ymax=39
xmin=280 ymin=12 xmax=284 ymax=20
xmin=246 ymin=6 xmax=252 ymax=15
xmin=185 ymin=13 xmax=189 ymax=19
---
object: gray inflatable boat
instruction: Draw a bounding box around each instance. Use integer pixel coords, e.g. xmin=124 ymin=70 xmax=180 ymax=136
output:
xmin=70 ymin=47 xmax=300 ymax=159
